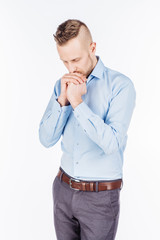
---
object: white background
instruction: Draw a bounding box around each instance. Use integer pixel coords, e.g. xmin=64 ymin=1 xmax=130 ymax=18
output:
xmin=0 ymin=0 xmax=160 ymax=239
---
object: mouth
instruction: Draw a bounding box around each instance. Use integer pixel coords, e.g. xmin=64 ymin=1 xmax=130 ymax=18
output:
xmin=74 ymin=71 xmax=82 ymax=74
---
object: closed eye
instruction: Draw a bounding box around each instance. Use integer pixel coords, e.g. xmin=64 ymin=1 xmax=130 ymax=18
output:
xmin=61 ymin=58 xmax=80 ymax=63
xmin=73 ymin=59 xmax=79 ymax=62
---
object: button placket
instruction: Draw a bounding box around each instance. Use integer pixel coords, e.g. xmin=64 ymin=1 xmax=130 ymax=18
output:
xmin=73 ymin=117 xmax=80 ymax=169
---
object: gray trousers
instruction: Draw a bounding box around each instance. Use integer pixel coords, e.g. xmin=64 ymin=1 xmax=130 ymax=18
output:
xmin=52 ymin=168 xmax=121 ymax=240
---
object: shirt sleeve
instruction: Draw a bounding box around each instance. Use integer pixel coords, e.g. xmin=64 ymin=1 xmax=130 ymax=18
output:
xmin=73 ymin=81 xmax=136 ymax=155
xmin=38 ymin=80 xmax=72 ymax=148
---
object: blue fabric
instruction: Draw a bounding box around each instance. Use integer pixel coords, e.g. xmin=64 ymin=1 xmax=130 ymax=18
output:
xmin=39 ymin=56 xmax=136 ymax=181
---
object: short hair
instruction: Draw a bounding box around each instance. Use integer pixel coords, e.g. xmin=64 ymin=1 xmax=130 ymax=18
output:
xmin=53 ymin=19 xmax=92 ymax=46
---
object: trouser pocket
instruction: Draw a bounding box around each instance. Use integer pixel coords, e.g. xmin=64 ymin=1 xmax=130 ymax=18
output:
xmin=109 ymin=188 xmax=120 ymax=220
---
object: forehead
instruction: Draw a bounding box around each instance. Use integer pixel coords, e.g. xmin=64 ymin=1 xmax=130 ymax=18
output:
xmin=57 ymin=37 xmax=86 ymax=61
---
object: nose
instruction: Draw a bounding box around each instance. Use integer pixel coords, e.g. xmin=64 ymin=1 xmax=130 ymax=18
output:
xmin=68 ymin=62 xmax=77 ymax=73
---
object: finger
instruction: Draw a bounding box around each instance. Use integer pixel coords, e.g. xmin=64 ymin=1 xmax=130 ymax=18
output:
xmin=65 ymin=72 xmax=84 ymax=77
xmin=63 ymin=75 xmax=83 ymax=84
xmin=63 ymin=77 xmax=80 ymax=85
xmin=66 ymin=73 xmax=84 ymax=80
xmin=65 ymin=73 xmax=86 ymax=82
xmin=73 ymin=73 xmax=87 ymax=82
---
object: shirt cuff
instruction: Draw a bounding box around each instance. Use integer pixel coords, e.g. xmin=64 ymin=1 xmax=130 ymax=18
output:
xmin=73 ymin=101 xmax=96 ymax=132
xmin=55 ymin=97 xmax=72 ymax=113
xmin=73 ymin=101 xmax=94 ymax=116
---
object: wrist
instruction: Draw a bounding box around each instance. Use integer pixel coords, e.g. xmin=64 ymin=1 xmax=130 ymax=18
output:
xmin=71 ymin=99 xmax=83 ymax=109
xmin=57 ymin=96 xmax=70 ymax=106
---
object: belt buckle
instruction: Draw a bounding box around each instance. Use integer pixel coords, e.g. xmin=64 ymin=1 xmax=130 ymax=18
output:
xmin=69 ymin=177 xmax=80 ymax=191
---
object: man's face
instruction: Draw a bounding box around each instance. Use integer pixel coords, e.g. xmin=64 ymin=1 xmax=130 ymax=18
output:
xmin=56 ymin=37 xmax=96 ymax=78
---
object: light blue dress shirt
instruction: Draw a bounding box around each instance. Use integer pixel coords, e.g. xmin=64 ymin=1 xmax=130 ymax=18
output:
xmin=39 ymin=56 xmax=136 ymax=181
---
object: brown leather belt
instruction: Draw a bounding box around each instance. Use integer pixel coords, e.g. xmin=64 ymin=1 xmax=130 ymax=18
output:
xmin=57 ymin=169 xmax=122 ymax=192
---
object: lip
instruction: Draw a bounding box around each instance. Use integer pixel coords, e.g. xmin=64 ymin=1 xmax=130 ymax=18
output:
xmin=74 ymin=72 xmax=82 ymax=74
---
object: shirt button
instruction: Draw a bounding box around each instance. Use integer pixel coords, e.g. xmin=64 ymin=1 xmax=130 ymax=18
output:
xmin=58 ymin=110 xmax=60 ymax=113
xmin=76 ymin=143 xmax=79 ymax=145
xmin=77 ymin=124 xmax=80 ymax=127
xmin=77 ymin=114 xmax=79 ymax=118
xmin=84 ymin=129 xmax=86 ymax=132
xmin=76 ymin=162 xmax=79 ymax=164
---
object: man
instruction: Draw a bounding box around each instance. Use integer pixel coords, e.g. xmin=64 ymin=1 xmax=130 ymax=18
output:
xmin=39 ymin=19 xmax=136 ymax=240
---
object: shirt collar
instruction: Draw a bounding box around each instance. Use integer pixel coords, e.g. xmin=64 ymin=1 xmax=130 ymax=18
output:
xmin=87 ymin=55 xmax=105 ymax=82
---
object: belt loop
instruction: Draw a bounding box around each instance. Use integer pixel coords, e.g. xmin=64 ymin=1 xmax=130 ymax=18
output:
xmin=95 ymin=181 xmax=99 ymax=192
xmin=120 ymin=179 xmax=123 ymax=190
xmin=60 ymin=170 xmax=64 ymax=182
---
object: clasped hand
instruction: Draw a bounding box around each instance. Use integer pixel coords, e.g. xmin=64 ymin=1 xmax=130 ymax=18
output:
xmin=61 ymin=72 xmax=87 ymax=109
xmin=67 ymin=81 xmax=87 ymax=105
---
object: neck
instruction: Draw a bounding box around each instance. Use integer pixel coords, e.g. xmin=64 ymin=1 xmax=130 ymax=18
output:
xmin=86 ymin=55 xmax=98 ymax=78
xmin=93 ymin=55 xmax=98 ymax=68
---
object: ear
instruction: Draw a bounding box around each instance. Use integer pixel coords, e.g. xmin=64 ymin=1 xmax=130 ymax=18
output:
xmin=90 ymin=42 xmax=96 ymax=53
